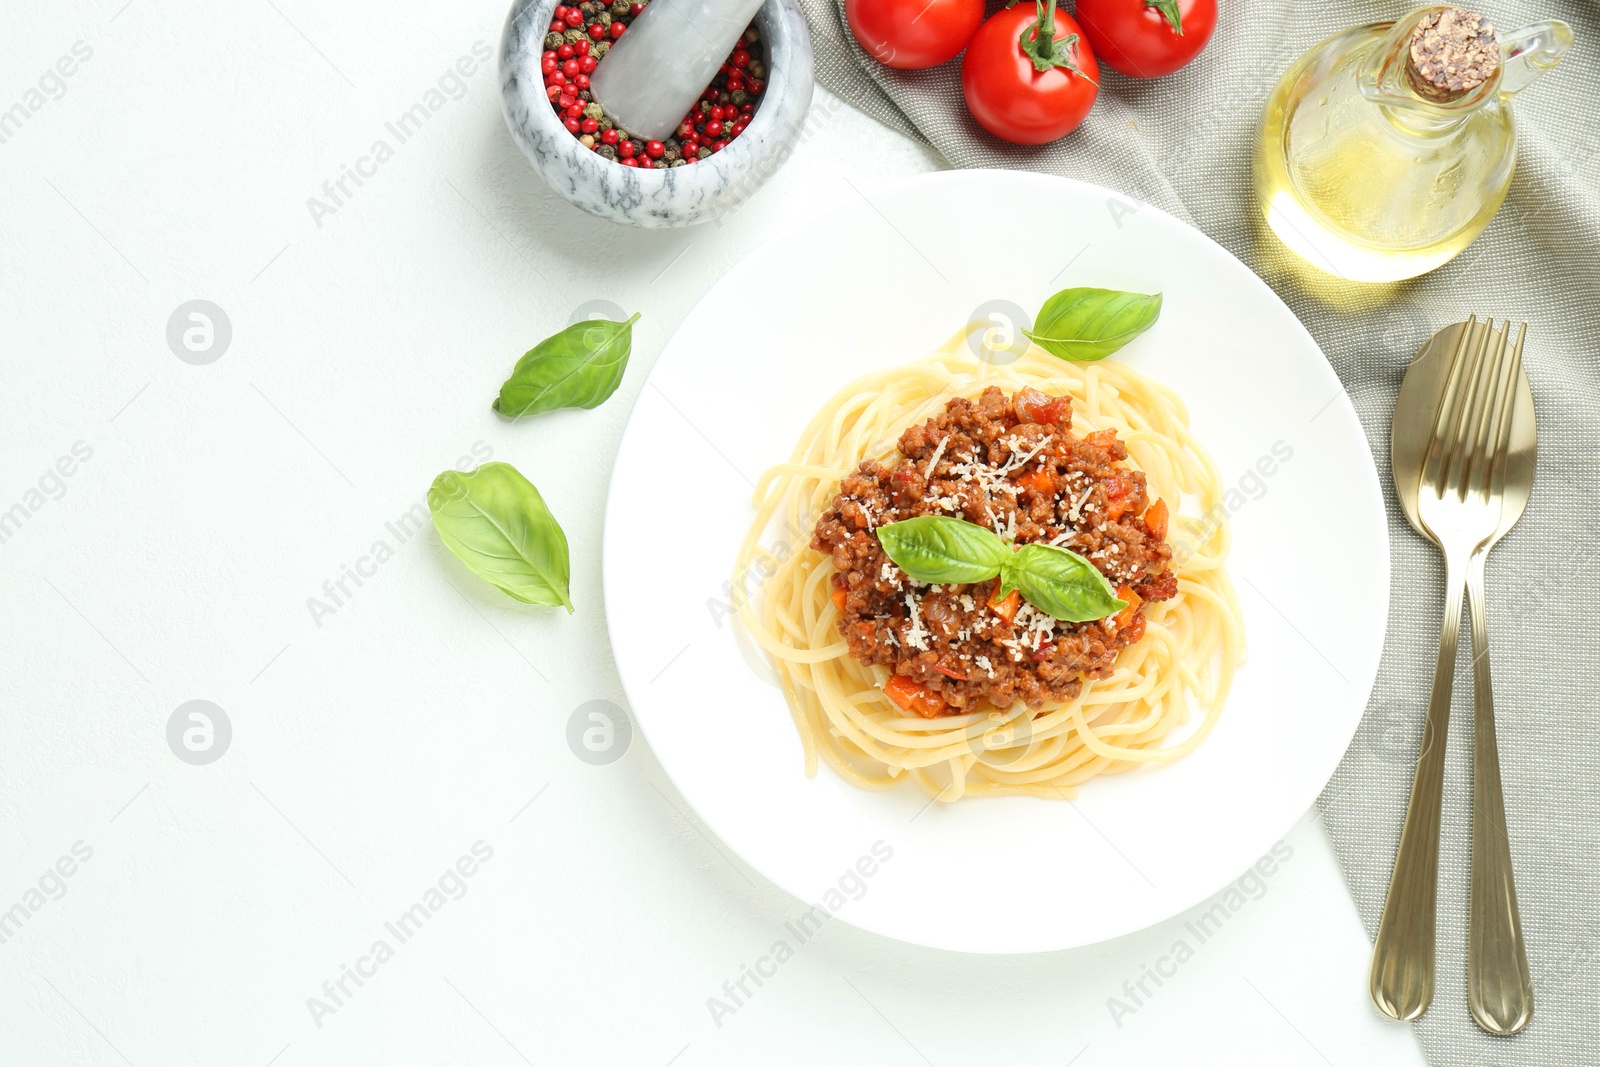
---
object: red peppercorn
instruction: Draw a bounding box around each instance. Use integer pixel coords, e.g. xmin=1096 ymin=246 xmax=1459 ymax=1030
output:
xmin=747 ymin=78 xmax=763 ymax=94
xmin=645 ymin=139 xmax=664 ymax=158
xmin=600 ymin=128 xmax=619 ymax=145
xmin=704 ymin=119 xmax=723 ymax=137
xmin=731 ymin=49 xmax=750 ymax=68
xmin=579 ymin=55 xmax=597 ymax=73
xmin=564 ymin=117 xmax=581 ymax=133
xmin=573 ymin=73 xmax=590 ymax=89
xmin=629 ymin=2 xmax=644 ymax=12
xmin=564 ymin=8 xmax=583 ymax=25
xmin=554 ymin=5 xmax=568 ymax=16
xmin=617 ymin=140 xmax=635 ymax=158
xmin=549 ymin=20 xmax=564 ymax=32
xmin=581 ymin=117 xmax=599 ymax=134
xmin=621 ymin=156 xmax=638 ymax=167
xmin=557 ymin=92 xmax=575 ymax=109
xmin=609 ymin=21 xmax=625 ymax=38
xmin=711 ymin=140 xmax=725 ymax=152
xmin=561 ymin=58 xmax=579 ymax=77
xmin=574 ymin=38 xmax=590 ymax=55
xmin=546 ymin=84 xmax=562 ymax=100
xmin=557 ymin=42 xmax=574 ymax=59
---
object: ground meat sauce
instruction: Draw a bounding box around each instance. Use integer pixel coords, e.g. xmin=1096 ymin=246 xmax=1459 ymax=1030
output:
xmin=812 ymin=386 xmax=1177 ymax=716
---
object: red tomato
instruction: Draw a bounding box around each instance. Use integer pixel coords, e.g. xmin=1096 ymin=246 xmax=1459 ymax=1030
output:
xmin=845 ymin=0 xmax=984 ymax=70
xmin=960 ymin=1 xmax=1099 ymax=145
xmin=1075 ymin=0 xmax=1216 ymax=78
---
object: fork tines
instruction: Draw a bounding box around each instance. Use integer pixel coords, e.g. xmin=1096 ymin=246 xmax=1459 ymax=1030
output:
xmin=1423 ymin=316 xmax=1528 ymax=502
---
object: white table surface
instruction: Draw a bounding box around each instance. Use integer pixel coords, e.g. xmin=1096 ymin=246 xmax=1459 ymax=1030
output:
xmin=1 ymin=2 xmax=1427 ymax=1063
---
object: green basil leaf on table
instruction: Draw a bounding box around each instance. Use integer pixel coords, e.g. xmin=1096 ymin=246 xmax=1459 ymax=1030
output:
xmin=1025 ymin=288 xmax=1162 ymax=362
xmin=1000 ymin=543 xmax=1126 ymax=622
xmin=493 ymin=313 xmax=640 ymax=417
xmin=875 ymin=515 xmax=1010 ymax=585
xmin=428 ymin=462 xmax=573 ymax=611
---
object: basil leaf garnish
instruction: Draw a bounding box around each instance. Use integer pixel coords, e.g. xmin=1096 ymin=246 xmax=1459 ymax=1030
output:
xmin=493 ymin=312 xmax=640 ymax=417
xmin=1001 ymin=543 xmax=1126 ymax=622
xmin=1025 ymin=288 xmax=1162 ymax=362
xmin=428 ymin=462 xmax=573 ymax=611
xmin=876 ymin=516 xmax=1010 ymax=585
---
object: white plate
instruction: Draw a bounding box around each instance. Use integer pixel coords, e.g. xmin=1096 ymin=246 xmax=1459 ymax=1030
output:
xmin=603 ymin=170 xmax=1388 ymax=953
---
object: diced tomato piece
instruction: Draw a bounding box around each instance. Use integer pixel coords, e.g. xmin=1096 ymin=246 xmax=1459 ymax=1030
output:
xmin=1016 ymin=468 xmax=1054 ymax=496
xmin=884 ymin=674 xmax=945 ymax=718
xmin=989 ymin=587 xmax=1021 ymax=625
xmin=1029 ymin=641 xmax=1055 ymax=663
xmin=1015 ymin=387 xmax=1068 ymax=425
xmin=830 ymin=586 xmax=848 ymax=614
xmin=1143 ymin=498 xmax=1169 ymax=541
xmin=1084 ymin=428 xmax=1121 ymax=452
xmin=933 ymin=662 xmax=968 ymax=681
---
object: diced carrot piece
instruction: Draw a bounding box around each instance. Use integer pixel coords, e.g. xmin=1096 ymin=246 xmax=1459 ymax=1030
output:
xmin=1102 ymin=474 xmax=1135 ymax=521
xmin=1113 ymin=584 xmax=1142 ymax=630
xmin=830 ymin=586 xmax=847 ymax=614
xmin=989 ymin=588 xmax=1021 ymax=625
xmin=884 ymin=674 xmax=945 ymax=718
xmin=1143 ymin=498 xmax=1169 ymax=541
xmin=1017 ymin=468 xmax=1054 ymax=496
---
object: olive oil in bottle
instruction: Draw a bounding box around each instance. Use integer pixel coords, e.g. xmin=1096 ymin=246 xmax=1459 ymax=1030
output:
xmin=1254 ymin=6 xmax=1571 ymax=283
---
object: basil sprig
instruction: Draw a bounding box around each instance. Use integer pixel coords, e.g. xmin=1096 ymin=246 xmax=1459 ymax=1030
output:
xmin=494 ymin=313 xmax=640 ymax=418
xmin=428 ymin=462 xmax=573 ymax=611
xmin=1025 ymin=287 xmax=1162 ymax=362
xmin=876 ymin=515 xmax=1125 ymax=623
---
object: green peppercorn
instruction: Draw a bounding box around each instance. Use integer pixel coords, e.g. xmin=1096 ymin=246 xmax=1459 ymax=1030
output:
xmin=545 ymin=31 xmax=565 ymax=49
xmin=729 ymin=90 xmax=750 ymax=106
xmin=583 ymin=102 xmax=604 ymax=120
xmin=697 ymin=146 xmax=710 ymax=160
xmin=747 ymin=61 xmax=765 ymax=79
xmin=597 ymin=116 xmax=614 ymax=132
xmin=596 ymin=11 xmax=613 ymax=26
xmin=609 ymin=0 xmax=628 ymax=15
xmin=592 ymin=40 xmax=611 ymax=58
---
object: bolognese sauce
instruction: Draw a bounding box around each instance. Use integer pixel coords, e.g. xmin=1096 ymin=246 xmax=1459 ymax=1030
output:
xmin=811 ymin=386 xmax=1175 ymax=716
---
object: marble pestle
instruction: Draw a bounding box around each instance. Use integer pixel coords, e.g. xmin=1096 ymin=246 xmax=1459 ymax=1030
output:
xmin=589 ymin=0 xmax=766 ymax=142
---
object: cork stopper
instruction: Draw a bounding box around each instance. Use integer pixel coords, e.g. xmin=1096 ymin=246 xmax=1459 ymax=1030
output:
xmin=1406 ymin=8 xmax=1500 ymax=102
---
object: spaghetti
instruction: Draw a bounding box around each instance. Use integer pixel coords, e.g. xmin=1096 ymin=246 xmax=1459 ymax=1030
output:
xmin=735 ymin=342 xmax=1243 ymax=802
